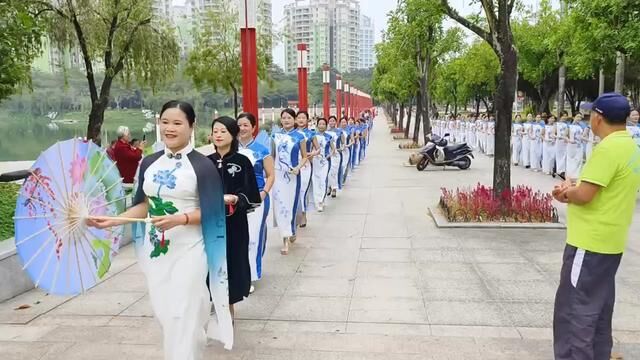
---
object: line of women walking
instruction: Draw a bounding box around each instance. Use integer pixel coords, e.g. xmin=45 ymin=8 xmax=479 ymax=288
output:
xmin=270 ymin=108 xmax=372 ymax=255
xmin=88 ymin=100 xmax=374 ymax=360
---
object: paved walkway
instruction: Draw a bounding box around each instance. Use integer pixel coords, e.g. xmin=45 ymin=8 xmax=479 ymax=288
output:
xmin=2 ymin=113 xmax=640 ymax=359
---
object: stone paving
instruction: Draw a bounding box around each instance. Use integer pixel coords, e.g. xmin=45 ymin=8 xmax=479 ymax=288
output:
xmin=2 ymin=113 xmax=640 ymax=359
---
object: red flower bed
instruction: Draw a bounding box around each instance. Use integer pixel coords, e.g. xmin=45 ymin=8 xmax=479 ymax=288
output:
xmin=439 ymin=183 xmax=558 ymax=223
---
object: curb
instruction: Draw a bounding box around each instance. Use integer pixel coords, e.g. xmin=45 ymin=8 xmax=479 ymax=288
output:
xmin=428 ymin=206 xmax=567 ymax=230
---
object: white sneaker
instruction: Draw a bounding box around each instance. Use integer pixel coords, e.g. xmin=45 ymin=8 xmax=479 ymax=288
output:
xmin=249 ymin=285 xmax=255 ymax=294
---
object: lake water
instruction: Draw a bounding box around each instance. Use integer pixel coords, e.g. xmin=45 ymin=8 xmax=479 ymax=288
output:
xmin=0 ymin=120 xmax=157 ymax=162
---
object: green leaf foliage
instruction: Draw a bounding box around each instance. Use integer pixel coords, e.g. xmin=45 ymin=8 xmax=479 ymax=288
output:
xmin=0 ymin=0 xmax=46 ymax=103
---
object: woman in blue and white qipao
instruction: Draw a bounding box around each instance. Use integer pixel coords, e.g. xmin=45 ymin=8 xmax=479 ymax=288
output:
xmin=272 ymin=109 xmax=308 ymax=255
xmin=237 ymin=113 xmax=275 ymax=286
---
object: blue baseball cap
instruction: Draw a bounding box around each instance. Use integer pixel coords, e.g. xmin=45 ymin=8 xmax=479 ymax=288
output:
xmin=592 ymin=93 xmax=631 ymax=123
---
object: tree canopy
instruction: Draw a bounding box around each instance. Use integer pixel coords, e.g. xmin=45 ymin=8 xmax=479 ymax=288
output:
xmin=0 ymin=0 xmax=45 ymax=103
xmin=186 ymin=2 xmax=273 ymax=117
xmin=35 ymin=0 xmax=180 ymax=143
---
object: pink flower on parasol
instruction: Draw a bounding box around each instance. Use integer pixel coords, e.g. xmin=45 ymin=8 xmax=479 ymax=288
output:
xmin=70 ymin=154 xmax=87 ymax=187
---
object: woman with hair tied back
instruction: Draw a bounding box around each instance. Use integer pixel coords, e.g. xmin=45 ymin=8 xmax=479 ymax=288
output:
xmin=236 ymin=112 xmax=275 ymax=290
xmin=208 ymin=116 xmax=261 ymax=319
xmin=87 ymin=100 xmax=235 ymax=358
xmin=295 ymin=110 xmax=319 ymax=228
xmin=272 ymin=108 xmax=308 ymax=255
xmin=311 ymin=117 xmax=335 ymax=212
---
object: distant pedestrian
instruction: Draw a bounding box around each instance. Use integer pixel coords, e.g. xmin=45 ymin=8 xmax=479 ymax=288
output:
xmin=552 ymin=93 xmax=639 ymax=360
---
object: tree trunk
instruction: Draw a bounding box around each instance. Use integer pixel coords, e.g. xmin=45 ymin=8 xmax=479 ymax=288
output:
xmin=482 ymin=98 xmax=490 ymax=113
xmin=492 ymin=47 xmax=517 ymax=196
xmin=445 ymin=103 xmax=449 ymax=115
xmin=558 ymin=64 xmax=566 ymax=115
xmin=232 ymin=87 xmax=239 ymax=118
xmin=615 ymin=52 xmax=625 ymax=93
xmin=392 ymin=103 xmax=398 ymax=126
xmin=413 ymin=90 xmax=422 ymax=144
xmin=421 ymin=54 xmax=432 ymax=145
xmin=539 ymin=97 xmax=551 ymax=115
xmin=398 ymin=103 xmax=406 ymax=134
xmin=404 ymin=99 xmax=413 ymax=139
xmin=87 ymin=98 xmax=109 ymax=145
xmin=599 ymin=67 xmax=605 ymax=95
xmin=475 ymin=97 xmax=480 ymax=114
xmin=453 ymin=96 xmax=458 ymax=117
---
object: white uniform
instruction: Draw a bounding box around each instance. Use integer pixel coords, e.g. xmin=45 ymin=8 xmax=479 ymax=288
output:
xmin=521 ymin=122 xmax=532 ymax=167
xmin=542 ymin=123 xmax=556 ymax=174
xmin=469 ymin=121 xmax=477 ymax=148
xmin=566 ymin=123 xmax=585 ymax=179
xmin=585 ymin=127 xmax=595 ymax=160
xmin=627 ymin=123 xmax=640 ymax=146
xmin=530 ymin=122 xmax=543 ymax=170
xmin=486 ymin=121 xmax=495 ymax=156
xmin=555 ymin=121 xmax=569 ymax=175
xmin=512 ymin=122 xmax=523 ymax=165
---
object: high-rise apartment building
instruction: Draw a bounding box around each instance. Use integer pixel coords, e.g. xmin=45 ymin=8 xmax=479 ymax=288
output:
xmin=283 ymin=0 xmax=374 ymax=74
xmin=178 ymin=0 xmax=273 ymax=55
xmin=358 ymin=14 xmax=375 ymax=69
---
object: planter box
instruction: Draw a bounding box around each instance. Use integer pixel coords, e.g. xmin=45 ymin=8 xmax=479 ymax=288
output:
xmin=428 ymin=206 xmax=566 ymax=230
xmin=0 ymin=240 xmax=34 ymax=302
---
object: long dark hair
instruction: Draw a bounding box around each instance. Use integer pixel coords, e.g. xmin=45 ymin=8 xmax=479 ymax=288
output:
xmin=212 ymin=116 xmax=240 ymax=152
xmin=237 ymin=112 xmax=257 ymax=127
xmin=317 ymin=117 xmax=328 ymax=127
xmin=160 ymin=100 xmax=196 ymax=127
xmin=297 ymin=110 xmax=310 ymax=121
xmin=281 ymin=108 xmax=296 ymax=119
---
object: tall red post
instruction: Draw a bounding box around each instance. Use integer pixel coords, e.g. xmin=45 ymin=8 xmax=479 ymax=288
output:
xmin=297 ymin=44 xmax=309 ymax=111
xmin=240 ymin=0 xmax=259 ymax=136
xmin=322 ymin=64 xmax=330 ymax=118
xmin=351 ymin=87 xmax=357 ymax=118
xmin=336 ymin=75 xmax=342 ymax=119
xmin=344 ymin=83 xmax=350 ymax=118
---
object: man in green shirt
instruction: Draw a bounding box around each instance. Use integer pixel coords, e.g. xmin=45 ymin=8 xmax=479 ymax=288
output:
xmin=552 ymin=93 xmax=639 ymax=360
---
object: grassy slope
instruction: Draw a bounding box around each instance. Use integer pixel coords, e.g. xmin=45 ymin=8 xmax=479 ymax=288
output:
xmin=0 ymin=183 xmax=19 ymax=241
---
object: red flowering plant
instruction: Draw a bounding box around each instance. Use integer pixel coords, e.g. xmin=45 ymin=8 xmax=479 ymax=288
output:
xmin=439 ymin=183 xmax=558 ymax=223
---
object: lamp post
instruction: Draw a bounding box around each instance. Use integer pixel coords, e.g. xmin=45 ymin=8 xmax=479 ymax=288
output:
xmin=336 ymin=75 xmax=342 ymax=119
xmin=297 ymin=43 xmax=309 ymax=111
xmin=322 ymin=64 xmax=331 ymax=118
xmin=239 ymin=0 xmax=259 ymax=136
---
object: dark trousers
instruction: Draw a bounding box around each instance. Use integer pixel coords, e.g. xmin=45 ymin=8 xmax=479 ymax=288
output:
xmin=553 ymin=244 xmax=622 ymax=360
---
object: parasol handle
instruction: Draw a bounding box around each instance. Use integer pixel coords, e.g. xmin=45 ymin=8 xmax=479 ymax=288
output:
xmin=88 ymin=216 xmax=150 ymax=223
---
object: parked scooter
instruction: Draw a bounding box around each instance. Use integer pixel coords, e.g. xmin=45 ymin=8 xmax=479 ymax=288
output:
xmin=416 ymin=133 xmax=474 ymax=171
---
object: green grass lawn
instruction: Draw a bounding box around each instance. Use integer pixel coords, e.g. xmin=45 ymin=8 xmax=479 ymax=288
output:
xmin=0 ymin=183 xmax=20 ymax=241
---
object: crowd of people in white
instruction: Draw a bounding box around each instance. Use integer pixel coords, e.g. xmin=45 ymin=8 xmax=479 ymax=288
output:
xmin=431 ymin=108 xmax=640 ymax=179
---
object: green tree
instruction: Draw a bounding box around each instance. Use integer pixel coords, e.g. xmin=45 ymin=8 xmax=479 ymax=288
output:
xmin=433 ymin=57 xmax=470 ymax=116
xmin=458 ymin=42 xmax=500 ymax=114
xmin=441 ymin=0 xmax=519 ymax=195
xmin=373 ymin=8 xmax=418 ymax=140
xmin=36 ymin=0 xmax=179 ymax=144
xmin=186 ymin=3 xmax=272 ymax=118
xmin=513 ymin=1 xmax=562 ymax=114
xmin=0 ymin=0 xmax=45 ymax=103
xmin=566 ymin=0 xmax=640 ymax=93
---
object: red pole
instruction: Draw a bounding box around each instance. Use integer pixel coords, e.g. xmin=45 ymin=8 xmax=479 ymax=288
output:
xmin=352 ymin=88 xmax=357 ymax=118
xmin=297 ymin=44 xmax=308 ymax=111
xmin=322 ymin=64 xmax=330 ymax=118
xmin=240 ymin=0 xmax=259 ymax=136
xmin=336 ymin=75 xmax=342 ymax=119
xmin=344 ymin=83 xmax=350 ymax=118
